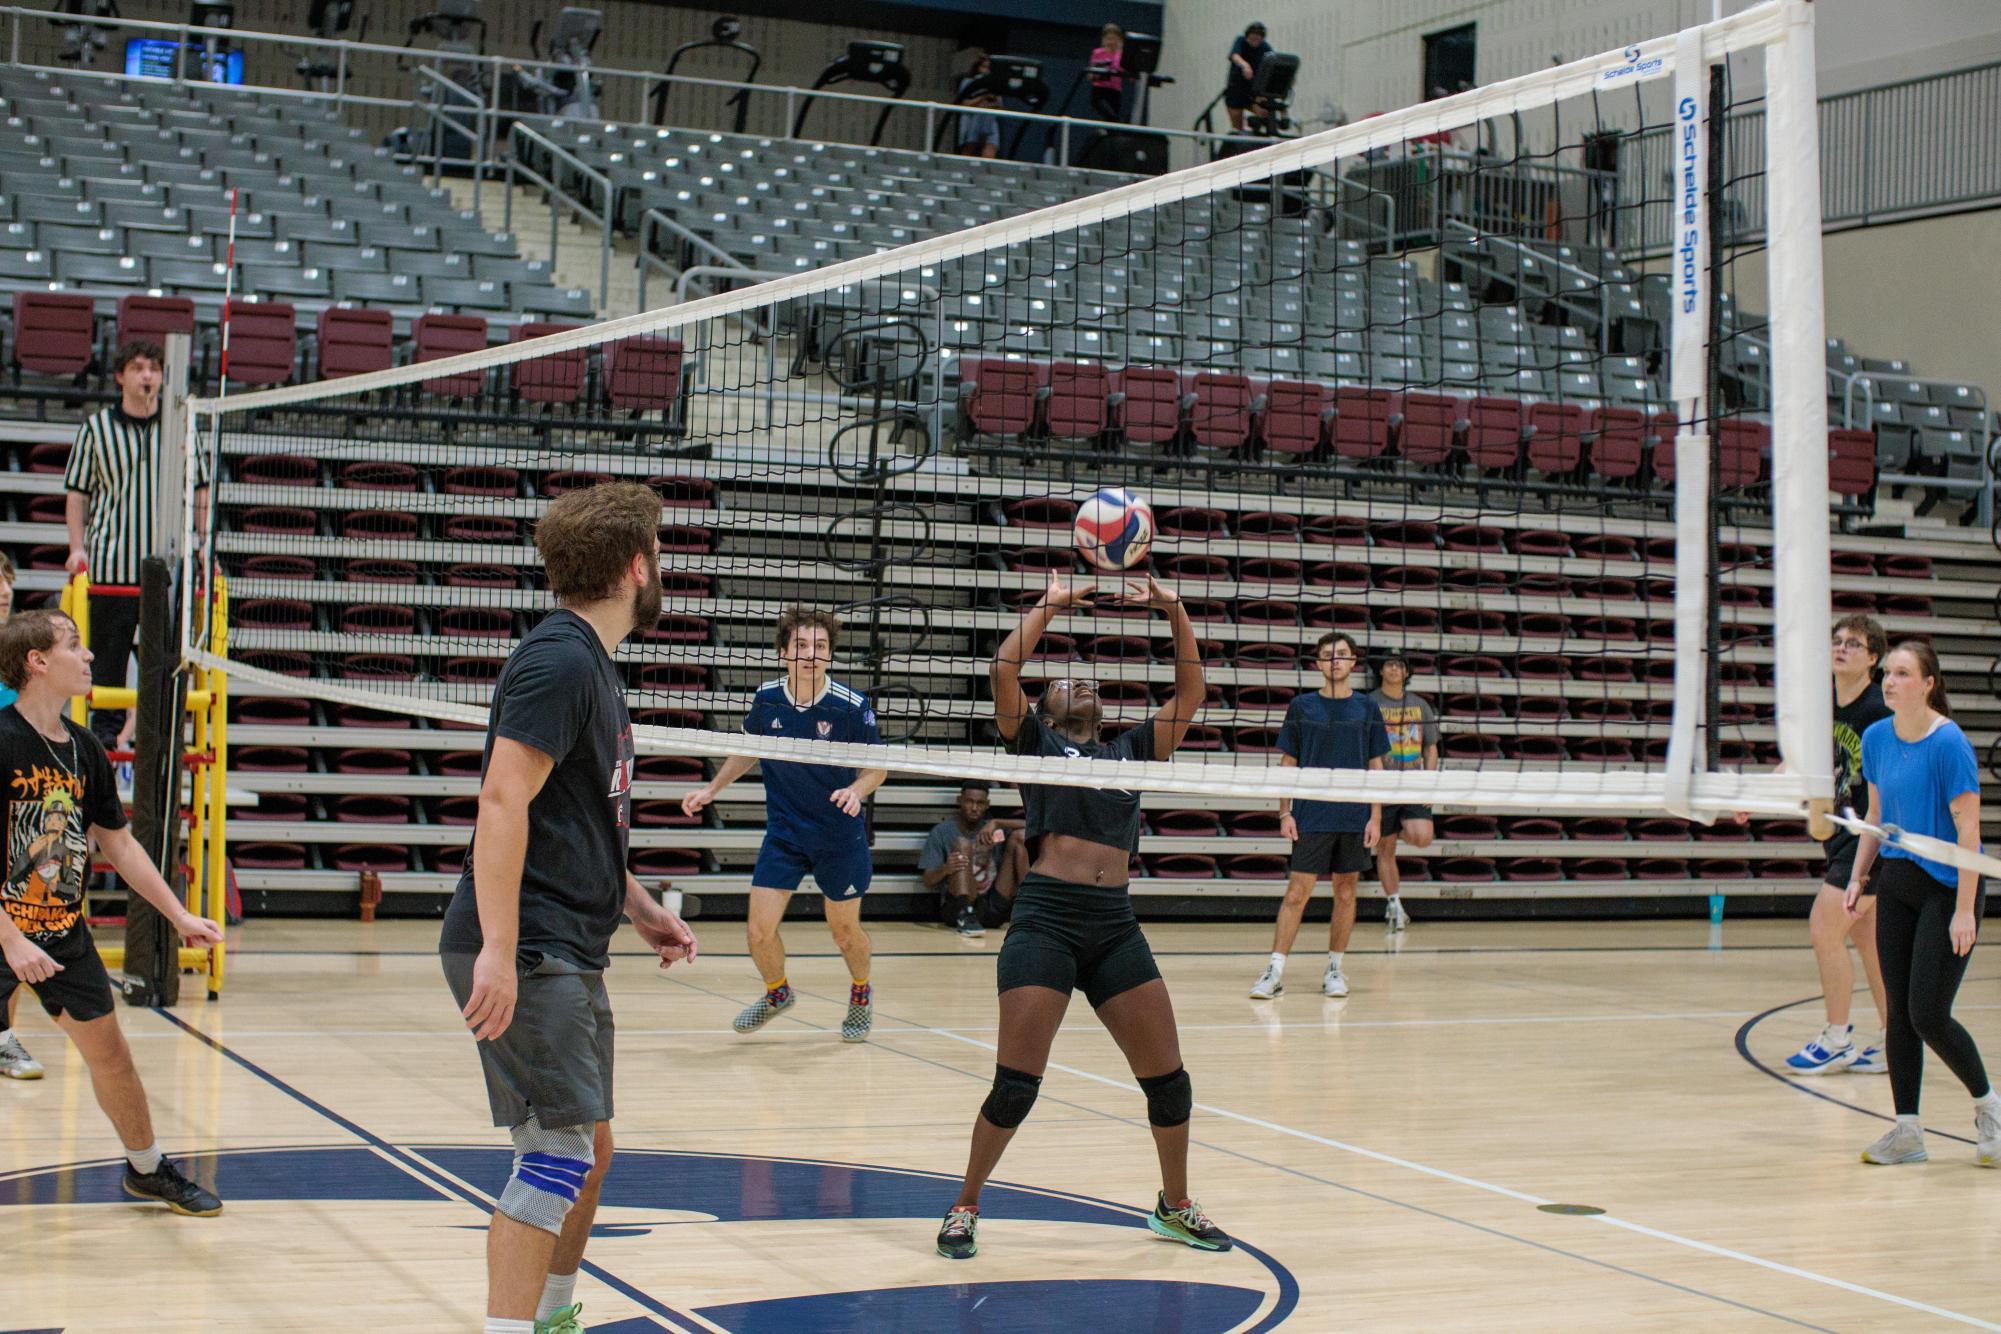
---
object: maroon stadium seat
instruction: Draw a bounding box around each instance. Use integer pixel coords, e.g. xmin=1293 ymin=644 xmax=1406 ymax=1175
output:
xmin=604 ymin=335 xmax=684 ymax=410
xmin=1331 ymin=387 xmax=1395 ymax=459
xmin=347 ymin=559 xmax=419 ymax=584
xmin=116 ymin=294 xmax=196 ymax=347
xmin=236 ymin=599 xmax=313 ymax=631
xmin=342 ymin=460 xmax=418 ymax=491
xmin=1649 ymin=409 xmax=1683 ymax=483
xmin=1258 ymin=378 xmax=1332 ymax=455
xmin=444 ymin=465 xmax=520 ymax=496
xmin=1586 ymin=406 xmax=1646 ymax=480
xmin=1157 ymin=506 xmax=1229 ymax=539
xmin=1042 ymin=360 xmax=1111 ymax=440
xmin=1828 ymin=428 xmax=1874 ymax=499
xmin=223 ymin=300 xmax=297 ymax=386
xmin=959 ymin=356 xmax=1039 ymax=437
xmin=1718 ymin=419 xmax=1768 ymax=487
xmin=1526 ymin=402 xmax=1586 ymax=476
xmin=1149 ymin=854 xmax=1219 ymax=879
xmin=512 ymin=322 xmax=585 ymax=405
xmin=243 ymin=555 xmax=318 ymax=581
xmin=317 ymin=306 xmax=394 ymax=379
xmin=334 ymin=845 xmax=413 ymax=873
xmin=236 ymin=794 xmax=309 ymax=823
xmin=11 ymin=292 xmax=96 ymax=377
xmin=239 ymin=455 xmax=319 ymax=486
xmin=334 ymin=749 xmax=415 ymax=775
xmin=415 ymin=313 xmax=490 ymax=396
xmin=1110 ymin=366 xmax=1183 ymax=445
xmin=1224 ymin=855 xmax=1289 ymax=880
xmin=1004 ymin=496 xmax=1077 ymax=529
xmin=1464 ymin=396 xmax=1528 ymax=469
xmin=1303 ymin=514 xmax=1368 ymax=546
xmin=1396 ymin=392 xmax=1464 ymax=465
xmin=1238 ymin=511 xmax=1301 ymax=541
xmin=1184 ymin=371 xmax=1255 ymax=452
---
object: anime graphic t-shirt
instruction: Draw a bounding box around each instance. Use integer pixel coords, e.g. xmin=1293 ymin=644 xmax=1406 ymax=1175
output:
xmin=0 ymin=710 xmax=125 ymax=944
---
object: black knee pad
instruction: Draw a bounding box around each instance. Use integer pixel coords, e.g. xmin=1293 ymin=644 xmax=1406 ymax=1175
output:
xmin=981 ymin=1063 xmax=1042 ymax=1128
xmin=1138 ymin=1067 xmax=1192 ymax=1127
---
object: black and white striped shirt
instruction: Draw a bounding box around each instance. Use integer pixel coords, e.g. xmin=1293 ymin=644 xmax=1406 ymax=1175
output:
xmin=63 ymin=407 xmax=209 ymax=586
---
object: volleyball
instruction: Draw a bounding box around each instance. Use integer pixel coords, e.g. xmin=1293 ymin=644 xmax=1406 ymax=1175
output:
xmin=1073 ymin=488 xmax=1155 ymax=571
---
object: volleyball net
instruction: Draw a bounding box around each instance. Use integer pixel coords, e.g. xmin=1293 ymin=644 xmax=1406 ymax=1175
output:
xmin=181 ymin=0 xmax=1835 ymax=823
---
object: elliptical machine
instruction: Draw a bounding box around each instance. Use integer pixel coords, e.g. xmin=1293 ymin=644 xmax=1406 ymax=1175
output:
xmin=297 ymin=0 xmax=367 ymax=94
xmin=794 ymin=40 xmax=910 ymax=145
xmin=513 ymin=7 xmax=603 ymax=122
xmin=50 ymin=0 xmax=117 ymax=69
xmin=933 ymin=56 xmax=1049 ymax=159
xmin=653 ymin=16 xmax=762 ymax=133
xmin=396 ymin=0 xmax=488 ymax=169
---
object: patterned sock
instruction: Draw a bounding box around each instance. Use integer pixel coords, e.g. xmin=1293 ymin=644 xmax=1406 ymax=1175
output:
xmin=537 ymin=1271 xmax=578 ymax=1321
xmin=765 ymin=978 xmax=789 ymax=1003
xmin=850 ymin=978 xmax=871 ymax=1005
xmin=126 ymin=1143 xmax=163 ymax=1175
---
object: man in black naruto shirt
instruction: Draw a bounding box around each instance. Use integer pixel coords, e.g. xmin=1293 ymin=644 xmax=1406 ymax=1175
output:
xmin=0 ymin=611 xmax=224 ymax=1216
xmin=440 ymin=482 xmax=697 ymax=1333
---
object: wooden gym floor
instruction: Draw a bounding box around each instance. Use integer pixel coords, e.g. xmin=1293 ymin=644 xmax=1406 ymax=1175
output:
xmin=3 ymin=916 xmax=1999 ymax=1332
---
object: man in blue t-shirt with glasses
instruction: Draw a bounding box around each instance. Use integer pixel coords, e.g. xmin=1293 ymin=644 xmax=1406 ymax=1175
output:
xmin=1251 ymin=632 xmax=1389 ymax=1000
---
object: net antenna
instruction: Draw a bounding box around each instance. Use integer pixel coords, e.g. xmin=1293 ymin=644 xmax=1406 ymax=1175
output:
xmin=186 ymin=0 xmax=1835 ymax=823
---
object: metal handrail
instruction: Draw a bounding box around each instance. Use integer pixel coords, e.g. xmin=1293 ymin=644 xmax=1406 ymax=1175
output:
xmin=636 ymin=207 xmax=752 ymax=312
xmin=0 ymin=4 xmax=1247 ymax=165
xmin=505 ymin=122 xmax=612 ymax=307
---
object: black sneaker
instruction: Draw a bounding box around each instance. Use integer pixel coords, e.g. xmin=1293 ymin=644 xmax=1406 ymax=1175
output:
xmin=936 ymin=1205 xmax=978 ymax=1259
xmin=123 ymin=1159 xmax=224 ymax=1216
xmin=955 ymin=905 xmax=985 ymax=938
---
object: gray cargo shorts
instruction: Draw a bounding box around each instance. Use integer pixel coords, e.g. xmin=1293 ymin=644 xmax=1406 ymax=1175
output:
xmin=442 ymin=951 xmax=615 ymax=1129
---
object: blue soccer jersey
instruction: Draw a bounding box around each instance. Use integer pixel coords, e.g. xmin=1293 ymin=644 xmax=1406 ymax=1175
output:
xmin=742 ymin=677 xmax=881 ymax=845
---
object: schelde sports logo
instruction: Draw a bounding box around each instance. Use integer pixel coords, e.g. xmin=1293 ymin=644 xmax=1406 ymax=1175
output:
xmin=1677 ymin=94 xmax=1703 ymax=314
xmin=1598 ymin=43 xmax=1664 ymax=86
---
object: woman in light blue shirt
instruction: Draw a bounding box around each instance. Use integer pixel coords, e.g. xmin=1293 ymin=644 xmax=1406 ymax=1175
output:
xmin=1845 ymin=639 xmax=1998 ymax=1166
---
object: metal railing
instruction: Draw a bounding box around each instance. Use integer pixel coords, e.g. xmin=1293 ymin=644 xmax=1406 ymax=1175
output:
xmin=1345 ymin=148 xmax=1615 ymax=251
xmin=1621 ymin=58 xmax=2001 ymax=255
xmin=636 ymin=208 xmax=754 ymax=313
xmin=503 ymin=122 xmax=613 ymax=306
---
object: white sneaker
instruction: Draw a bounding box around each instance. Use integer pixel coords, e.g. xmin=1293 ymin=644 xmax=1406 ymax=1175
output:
xmin=1861 ymin=1120 xmax=1928 ymax=1164
xmin=0 ymin=1033 xmax=42 ymax=1080
xmin=1976 ymin=1100 xmax=2001 ymax=1168
xmin=1249 ymin=964 xmax=1283 ymax=1000
xmin=1322 ymin=963 xmax=1350 ymax=998
xmin=1385 ymin=898 xmax=1410 ymax=933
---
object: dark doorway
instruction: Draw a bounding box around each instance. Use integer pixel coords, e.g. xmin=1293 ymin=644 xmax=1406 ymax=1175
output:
xmin=1423 ymin=23 xmax=1476 ymax=101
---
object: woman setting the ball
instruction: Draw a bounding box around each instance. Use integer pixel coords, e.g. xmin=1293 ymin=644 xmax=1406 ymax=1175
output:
xmin=934 ymin=558 xmax=1233 ymax=1261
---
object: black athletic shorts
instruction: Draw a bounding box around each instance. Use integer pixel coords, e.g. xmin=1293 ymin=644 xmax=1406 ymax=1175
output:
xmin=995 ymin=872 xmax=1161 ymax=1008
xmin=0 ymin=923 xmax=117 ymax=1023
xmin=1380 ymin=804 xmax=1433 ymax=836
xmin=1289 ymin=831 xmax=1373 ymax=876
xmin=1821 ymin=830 xmax=1861 ymax=890
xmin=442 ymin=950 xmax=614 ymax=1130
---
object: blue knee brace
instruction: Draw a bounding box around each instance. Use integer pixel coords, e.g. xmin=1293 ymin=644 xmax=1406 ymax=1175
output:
xmin=498 ymin=1116 xmax=595 ymax=1235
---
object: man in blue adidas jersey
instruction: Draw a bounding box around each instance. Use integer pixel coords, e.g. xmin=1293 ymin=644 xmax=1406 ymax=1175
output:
xmin=683 ymin=606 xmax=887 ymax=1042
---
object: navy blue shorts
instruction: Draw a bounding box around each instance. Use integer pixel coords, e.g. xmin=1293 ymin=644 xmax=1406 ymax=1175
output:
xmin=753 ymin=833 xmax=873 ymax=900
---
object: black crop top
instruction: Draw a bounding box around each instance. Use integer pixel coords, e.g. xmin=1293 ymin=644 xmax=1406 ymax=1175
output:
xmin=1011 ymin=712 xmax=1154 ymax=853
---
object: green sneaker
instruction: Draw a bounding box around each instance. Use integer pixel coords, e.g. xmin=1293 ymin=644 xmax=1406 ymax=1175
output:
xmin=1148 ymin=1193 xmax=1232 ymax=1251
xmin=536 ymin=1302 xmax=584 ymax=1334
xmin=936 ymin=1205 xmax=978 ymax=1259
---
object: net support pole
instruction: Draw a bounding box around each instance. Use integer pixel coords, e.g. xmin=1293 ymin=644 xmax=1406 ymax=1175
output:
xmin=1663 ymin=26 xmax=1713 ymax=823
xmin=1765 ymin=0 xmax=1836 ymax=838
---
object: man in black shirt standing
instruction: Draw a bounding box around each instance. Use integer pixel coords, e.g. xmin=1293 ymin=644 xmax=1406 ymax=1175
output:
xmin=440 ymin=482 xmax=697 ymax=1334
xmin=63 ymin=340 xmax=209 ymax=755
xmin=0 ymin=610 xmax=224 ymax=1215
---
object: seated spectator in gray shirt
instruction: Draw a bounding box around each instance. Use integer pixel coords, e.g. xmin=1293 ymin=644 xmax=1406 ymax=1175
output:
xmin=918 ymin=781 xmax=1026 ymax=936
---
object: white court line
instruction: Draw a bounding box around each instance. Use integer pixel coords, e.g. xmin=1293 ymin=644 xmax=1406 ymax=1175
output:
xmin=118 ymin=1009 xmax=1777 ymax=1041
xmin=892 ymin=1018 xmax=2001 ymax=1331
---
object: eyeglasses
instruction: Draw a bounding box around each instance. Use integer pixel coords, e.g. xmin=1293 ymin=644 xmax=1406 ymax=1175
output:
xmin=1831 ymin=636 xmax=1871 ymax=651
xmin=1048 ymin=677 xmax=1100 ymax=693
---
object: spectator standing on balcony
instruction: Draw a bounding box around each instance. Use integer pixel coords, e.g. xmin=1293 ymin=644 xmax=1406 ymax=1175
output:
xmin=955 ymin=52 xmax=1003 ymax=159
xmin=1225 ymin=22 xmax=1270 ymax=132
xmin=920 ymin=781 xmax=1027 ymax=937
xmin=63 ymin=340 xmax=209 ymax=756
xmin=1089 ymin=25 xmax=1127 ymax=122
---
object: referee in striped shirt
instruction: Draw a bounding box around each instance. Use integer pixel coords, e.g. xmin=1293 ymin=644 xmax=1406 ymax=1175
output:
xmin=62 ymin=340 xmax=209 ymax=750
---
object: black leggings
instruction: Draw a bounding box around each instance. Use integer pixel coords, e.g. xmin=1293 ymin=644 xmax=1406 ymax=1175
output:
xmin=1872 ymin=857 xmax=1991 ymax=1115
